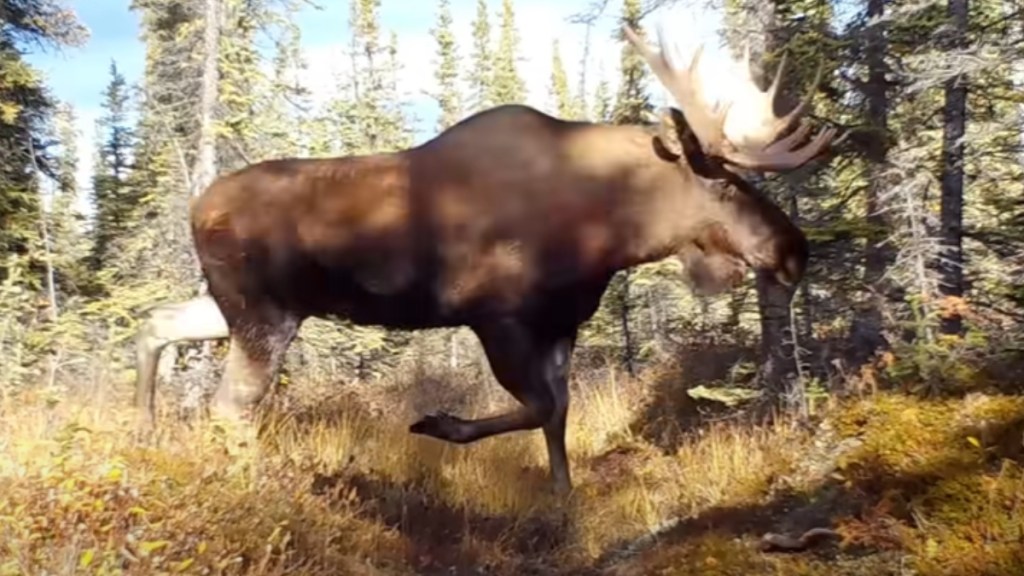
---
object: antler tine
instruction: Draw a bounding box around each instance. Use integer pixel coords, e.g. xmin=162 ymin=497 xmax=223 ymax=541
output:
xmin=766 ymin=50 xmax=788 ymax=100
xmin=769 ymin=59 xmax=824 ymax=143
xmin=717 ymin=125 xmax=837 ymax=173
xmin=726 ymin=50 xmax=835 ymax=172
xmin=741 ymin=41 xmax=755 ymax=83
xmin=763 ymin=121 xmax=811 ymax=155
xmin=622 ymin=24 xmax=729 ymax=157
xmin=625 ymin=24 xmax=837 ymax=172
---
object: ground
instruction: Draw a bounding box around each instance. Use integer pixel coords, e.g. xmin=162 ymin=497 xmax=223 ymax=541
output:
xmin=1 ymin=360 xmax=1023 ymax=575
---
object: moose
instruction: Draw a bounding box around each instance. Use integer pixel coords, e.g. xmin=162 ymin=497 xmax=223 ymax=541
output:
xmin=133 ymin=24 xmax=839 ymax=495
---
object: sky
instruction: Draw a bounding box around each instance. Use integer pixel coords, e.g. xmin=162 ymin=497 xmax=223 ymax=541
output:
xmin=22 ymin=0 xmax=733 ymax=214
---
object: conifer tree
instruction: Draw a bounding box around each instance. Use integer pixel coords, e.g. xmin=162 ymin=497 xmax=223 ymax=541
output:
xmin=467 ymin=0 xmax=494 ymax=112
xmin=591 ymin=73 xmax=612 ymax=122
xmin=48 ymin=102 xmax=88 ymax=299
xmin=548 ymin=39 xmax=577 ymax=118
xmin=430 ymin=0 xmax=464 ymax=131
xmin=610 ymin=0 xmax=656 ymax=375
xmin=491 ymin=0 xmax=526 ymax=104
xmin=89 ymin=61 xmax=137 ymax=274
xmin=611 ymin=0 xmax=652 ymax=125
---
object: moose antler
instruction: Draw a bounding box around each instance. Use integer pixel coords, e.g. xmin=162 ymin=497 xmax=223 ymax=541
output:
xmin=623 ymin=24 xmax=837 ymax=172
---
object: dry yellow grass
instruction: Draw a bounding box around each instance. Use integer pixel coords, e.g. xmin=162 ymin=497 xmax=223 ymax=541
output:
xmin=2 ymin=365 xmax=1021 ymax=575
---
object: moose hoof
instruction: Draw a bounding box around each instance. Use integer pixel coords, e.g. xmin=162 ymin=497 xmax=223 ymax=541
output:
xmin=409 ymin=411 xmax=471 ymax=443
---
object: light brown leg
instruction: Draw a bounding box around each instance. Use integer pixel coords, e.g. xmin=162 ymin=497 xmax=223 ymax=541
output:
xmin=134 ymin=295 xmax=229 ymax=430
xmin=209 ymin=316 xmax=299 ymax=423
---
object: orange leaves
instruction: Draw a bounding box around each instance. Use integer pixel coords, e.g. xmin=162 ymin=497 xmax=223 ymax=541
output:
xmin=937 ymin=295 xmax=970 ymax=320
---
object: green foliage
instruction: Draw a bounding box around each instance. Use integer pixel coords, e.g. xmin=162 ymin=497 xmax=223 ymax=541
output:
xmin=322 ymin=0 xmax=413 ymax=156
xmin=591 ymin=75 xmax=612 ymax=122
xmin=548 ymin=39 xmax=577 ymax=118
xmin=89 ymin=61 xmax=138 ymax=276
xmin=466 ymin=0 xmax=493 ymax=112
xmin=882 ymin=295 xmax=994 ymax=394
xmin=611 ymin=0 xmax=652 ymax=125
xmin=490 ymin=0 xmax=526 ymax=105
xmin=430 ymin=0 xmax=464 ymax=131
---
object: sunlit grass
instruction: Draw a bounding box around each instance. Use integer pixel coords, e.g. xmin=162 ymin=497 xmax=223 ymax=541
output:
xmin=2 ymin=366 xmax=1023 ymax=575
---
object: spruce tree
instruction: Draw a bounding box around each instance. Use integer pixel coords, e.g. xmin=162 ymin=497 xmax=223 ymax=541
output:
xmin=491 ymin=0 xmax=526 ymax=104
xmin=430 ymin=0 xmax=464 ymax=131
xmin=89 ymin=61 xmax=137 ymax=274
xmin=548 ymin=39 xmax=576 ymax=118
xmin=467 ymin=0 xmax=494 ymax=112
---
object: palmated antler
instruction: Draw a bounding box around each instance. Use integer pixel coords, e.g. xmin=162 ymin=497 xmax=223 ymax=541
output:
xmin=623 ymin=24 xmax=837 ymax=172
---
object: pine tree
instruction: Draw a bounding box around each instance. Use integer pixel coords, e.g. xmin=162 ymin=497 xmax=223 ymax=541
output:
xmin=89 ymin=61 xmax=137 ymax=273
xmin=122 ymin=0 xmax=205 ymax=294
xmin=48 ymin=102 xmax=89 ymax=298
xmin=490 ymin=0 xmax=526 ymax=105
xmin=218 ymin=0 xmax=263 ymax=170
xmin=548 ymin=39 xmax=576 ymax=118
xmin=327 ymin=0 xmax=413 ymax=155
xmin=611 ymin=0 xmax=653 ymax=125
xmin=467 ymin=0 xmax=494 ymax=112
xmin=430 ymin=0 xmax=464 ymax=131
xmin=591 ymin=74 xmax=612 ymax=122
xmin=254 ymin=21 xmax=310 ymax=159
xmin=937 ymin=0 xmax=969 ymax=335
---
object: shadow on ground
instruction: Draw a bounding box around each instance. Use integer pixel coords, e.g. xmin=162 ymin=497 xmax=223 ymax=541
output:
xmin=310 ymin=467 xmax=570 ymax=575
xmin=592 ymin=393 xmax=1024 ymax=576
xmin=258 ymin=360 xmax=1024 ymax=576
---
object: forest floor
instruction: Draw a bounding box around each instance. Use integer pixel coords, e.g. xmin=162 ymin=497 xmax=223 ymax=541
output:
xmin=1 ymin=359 xmax=1024 ymax=576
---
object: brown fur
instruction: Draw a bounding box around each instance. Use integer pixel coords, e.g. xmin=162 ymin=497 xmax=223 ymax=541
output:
xmin=136 ymin=101 xmax=830 ymax=495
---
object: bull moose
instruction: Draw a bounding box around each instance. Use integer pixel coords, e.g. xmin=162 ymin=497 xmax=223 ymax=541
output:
xmin=132 ymin=24 xmax=839 ymax=495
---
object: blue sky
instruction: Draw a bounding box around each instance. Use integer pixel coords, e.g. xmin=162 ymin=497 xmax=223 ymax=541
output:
xmin=22 ymin=0 xmax=726 ymax=212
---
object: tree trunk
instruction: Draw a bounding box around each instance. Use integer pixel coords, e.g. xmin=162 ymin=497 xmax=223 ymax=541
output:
xmin=723 ymin=0 xmax=803 ymax=407
xmin=850 ymin=0 xmax=894 ymax=362
xmin=26 ymin=134 xmax=59 ymax=322
xmin=180 ymin=0 xmax=222 ymax=418
xmin=192 ymin=0 xmax=221 ymax=200
xmin=619 ymin=268 xmax=637 ymax=377
xmin=938 ymin=0 xmax=968 ymax=335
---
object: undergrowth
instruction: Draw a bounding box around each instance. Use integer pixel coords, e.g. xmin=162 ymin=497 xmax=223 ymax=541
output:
xmin=1 ymin=360 xmax=1022 ymax=575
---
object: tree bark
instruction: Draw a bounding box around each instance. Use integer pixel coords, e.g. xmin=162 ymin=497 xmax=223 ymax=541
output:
xmin=938 ymin=0 xmax=968 ymax=335
xmin=192 ymin=0 xmax=221 ymax=200
xmin=181 ymin=0 xmax=222 ymax=417
xmin=723 ymin=0 xmax=804 ymax=407
xmin=850 ymin=0 xmax=894 ymax=361
xmin=619 ymin=268 xmax=637 ymax=377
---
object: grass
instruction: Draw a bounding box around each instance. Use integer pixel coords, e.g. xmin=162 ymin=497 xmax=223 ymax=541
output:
xmin=1 ymin=361 xmax=1023 ymax=575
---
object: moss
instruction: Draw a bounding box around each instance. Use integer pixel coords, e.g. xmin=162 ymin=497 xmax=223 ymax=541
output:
xmin=628 ymin=533 xmax=773 ymax=576
xmin=907 ymin=462 xmax=1024 ymax=575
xmin=824 ymin=391 xmax=1024 ymax=576
xmin=833 ymin=395 xmax=965 ymax=479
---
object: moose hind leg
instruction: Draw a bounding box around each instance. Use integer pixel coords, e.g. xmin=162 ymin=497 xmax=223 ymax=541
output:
xmin=134 ymin=295 xmax=229 ymax=428
xmin=541 ymin=334 xmax=575 ymax=493
xmin=209 ymin=312 xmax=299 ymax=422
xmin=409 ymin=317 xmax=577 ymax=493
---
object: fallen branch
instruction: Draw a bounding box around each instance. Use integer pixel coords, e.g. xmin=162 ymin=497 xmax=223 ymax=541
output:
xmin=759 ymin=527 xmax=842 ymax=552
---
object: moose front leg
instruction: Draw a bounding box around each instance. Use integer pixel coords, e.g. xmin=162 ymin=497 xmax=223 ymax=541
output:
xmin=409 ymin=316 xmax=577 ymax=494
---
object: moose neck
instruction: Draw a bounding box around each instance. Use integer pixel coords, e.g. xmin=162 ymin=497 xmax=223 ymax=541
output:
xmin=580 ymin=121 xmax=807 ymax=285
xmin=581 ymin=122 xmax=746 ymax=270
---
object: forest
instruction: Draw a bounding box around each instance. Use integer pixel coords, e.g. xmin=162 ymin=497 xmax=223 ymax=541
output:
xmin=2 ymin=0 xmax=1024 ymax=573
